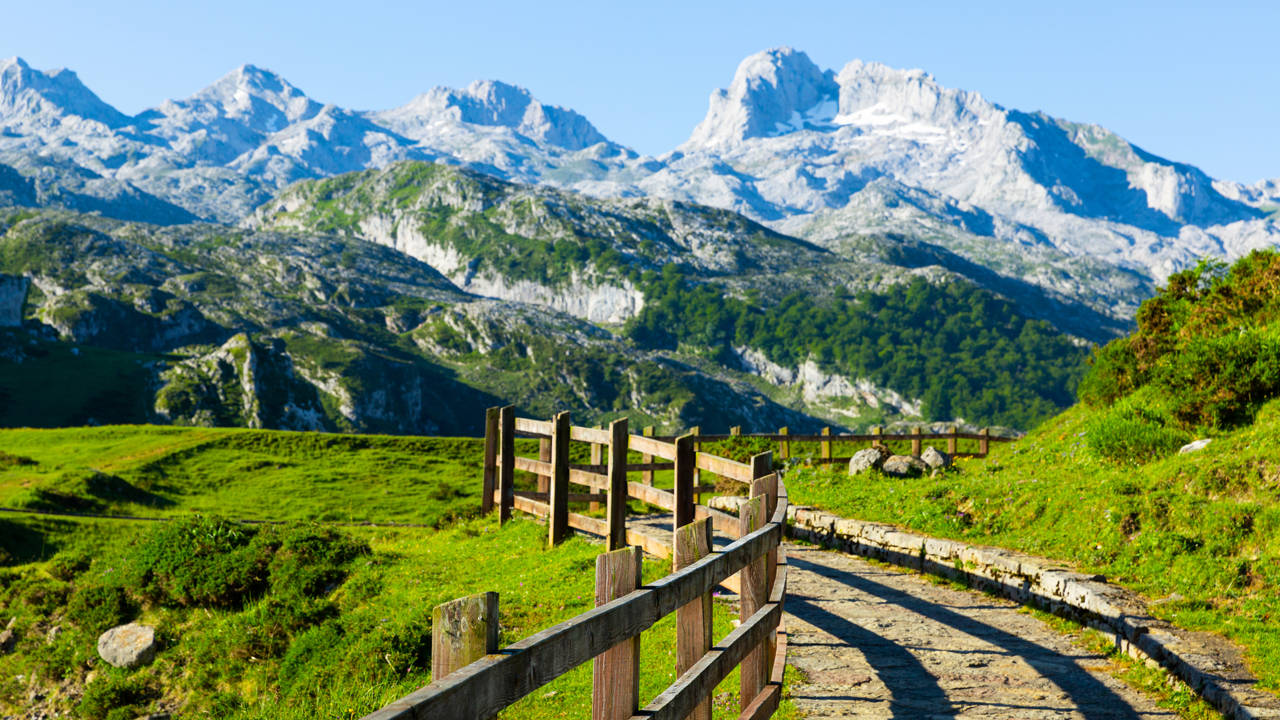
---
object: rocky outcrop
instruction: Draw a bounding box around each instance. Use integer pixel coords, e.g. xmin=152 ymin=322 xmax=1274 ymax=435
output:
xmin=0 ymin=273 xmax=27 ymax=326
xmin=97 ymin=623 xmax=156 ymax=668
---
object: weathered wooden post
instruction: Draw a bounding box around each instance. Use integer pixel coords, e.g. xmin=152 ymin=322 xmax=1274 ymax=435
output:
xmin=538 ymin=434 xmax=552 ymax=494
xmin=689 ymin=425 xmax=701 ymax=497
xmin=675 ymin=519 xmax=713 ymax=720
xmin=498 ymin=406 xmax=515 ymax=524
xmin=673 ymin=433 xmax=697 ymax=536
xmin=730 ymin=425 xmax=742 ymax=436
xmin=979 ymin=427 xmax=990 ymax=456
xmin=738 ymin=495 xmax=768 ymax=709
xmin=431 ymin=591 xmax=499 ymax=680
xmin=549 ymin=411 xmax=571 ymax=546
xmin=947 ymin=425 xmax=958 ymax=455
xmin=641 ymin=425 xmax=655 ymax=486
xmin=778 ymin=426 xmax=789 ymax=460
xmin=482 ymin=407 xmax=499 ymax=514
xmin=750 ymin=451 xmax=772 ymax=485
xmin=821 ymin=426 xmax=831 ymax=462
xmin=606 ymin=418 xmax=629 ymax=551
xmin=590 ymin=426 xmax=604 ymax=513
xmin=751 ymin=472 xmax=780 ymax=676
xmin=911 ymin=426 xmax=922 ymax=457
xmin=592 ymin=546 xmax=641 ymax=720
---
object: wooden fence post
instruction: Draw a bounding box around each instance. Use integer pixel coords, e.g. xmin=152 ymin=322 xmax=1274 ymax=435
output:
xmin=979 ymin=427 xmax=990 ymax=456
xmin=549 ymin=411 xmax=571 ymax=546
xmin=673 ymin=433 xmax=696 ymax=537
xmin=872 ymin=425 xmax=882 ymax=447
xmin=592 ymin=546 xmax=641 ymax=720
xmin=730 ymin=425 xmax=741 ymax=436
xmin=482 ymin=407 xmax=499 ymax=515
xmin=431 ymin=591 xmax=499 ymax=680
xmin=538 ymin=436 xmax=552 ymax=494
xmin=947 ymin=425 xmax=957 ymax=455
xmin=499 ymin=406 xmax=515 ymax=524
xmin=778 ymin=426 xmax=789 ymax=460
xmin=821 ymin=426 xmax=831 ymax=462
xmin=675 ymin=519 xmax=713 ymax=720
xmin=911 ymin=426 xmax=922 ymax=457
xmin=606 ymin=418 xmax=629 ymax=551
xmin=641 ymin=425 xmax=655 ymax=486
xmin=689 ymin=425 xmax=701 ymax=500
xmin=590 ymin=427 xmax=604 ymax=513
xmin=738 ymin=495 xmax=768 ymax=709
xmin=749 ymin=451 xmax=772 ymax=484
xmin=750 ymin=473 xmax=780 ymax=680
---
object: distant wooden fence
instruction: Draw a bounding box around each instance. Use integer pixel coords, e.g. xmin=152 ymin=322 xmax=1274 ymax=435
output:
xmin=363 ymin=407 xmax=789 ymax=720
xmin=699 ymin=424 xmax=1014 ymax=464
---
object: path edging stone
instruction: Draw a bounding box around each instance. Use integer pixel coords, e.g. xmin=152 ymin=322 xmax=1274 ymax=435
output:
xmin=783 ymin=504 xmax=1280 ymax=720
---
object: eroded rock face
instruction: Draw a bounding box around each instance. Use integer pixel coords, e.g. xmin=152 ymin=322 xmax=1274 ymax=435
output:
xmin=97 ymin=623 xmax=156 ymax=668
xmin=921 ymin=446 xmax=951 ymax=469
xmin=0 ymin=274 xmax=28 ymax=327
xmin=881 ymin=454 xmax=927 ymax=477
xmin=848 ymin=447 xmax=886 ymax=475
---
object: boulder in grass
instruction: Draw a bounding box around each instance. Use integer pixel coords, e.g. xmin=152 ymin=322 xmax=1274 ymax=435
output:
xmin=921 ymin=446 xmax=951 ymax=469
xmin=848 ymin=447 xmax=887 ymax=475
xmin=97 ymin=623 xmax=156 ymax=668
xmin=881 ymin=455 xmax=928 ymax=477
xmin=1178 ymin=438 xmax=1212 ymax=454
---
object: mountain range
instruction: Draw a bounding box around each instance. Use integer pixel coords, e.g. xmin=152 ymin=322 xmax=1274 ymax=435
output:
xmin=1 ymin=48 xmax=1278 ymax=434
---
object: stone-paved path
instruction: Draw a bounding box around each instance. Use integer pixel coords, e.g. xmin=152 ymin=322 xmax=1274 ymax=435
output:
xmin=783 ymin=544 xmax=1172 ymax=719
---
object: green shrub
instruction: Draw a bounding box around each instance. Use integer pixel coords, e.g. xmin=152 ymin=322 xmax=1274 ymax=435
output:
xmin=261 ymin=524 xmax=368 ymax=598
xmin=66 ymin=585 xmax=137 ymax=634
xmin=1156 ymin=328 xmax=1280 ymax=428
xmin=49 ymin=549 xmax=92 ymax=581
xmin=1077 ymin=337 xmax=1138 ymax=406
xmin=1086 ymin=396 xmax=1190 ymax=465
xmin=126 ymin=516 xmax=268 ymax=608
xmin=76 ymin=673 xmax=156 ymax=720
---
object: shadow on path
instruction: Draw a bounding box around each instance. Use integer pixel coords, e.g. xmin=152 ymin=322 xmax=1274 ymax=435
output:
xmin=790 ymin=555 xmax=1151 ymax=720
xmin=788 ymin=595 xmax=957 ymax=719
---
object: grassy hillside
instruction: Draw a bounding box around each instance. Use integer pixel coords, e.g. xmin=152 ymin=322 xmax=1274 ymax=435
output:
xmin=785 ymin=249 xmax=1280 ymax=690
xmin=0 ymin=426 xmax=794 ymax=719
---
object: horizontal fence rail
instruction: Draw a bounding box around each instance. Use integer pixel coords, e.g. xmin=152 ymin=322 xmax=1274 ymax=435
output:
xmin=364 ymin=407 xmax=789 ymax=720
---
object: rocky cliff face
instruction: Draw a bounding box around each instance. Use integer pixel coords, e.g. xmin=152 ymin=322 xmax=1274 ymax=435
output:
xmin=0 ymin=273 xmax=26 ymax=327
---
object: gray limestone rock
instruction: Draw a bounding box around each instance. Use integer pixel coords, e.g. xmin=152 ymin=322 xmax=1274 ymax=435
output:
xmin=848 ymin=447 xmax=886 ymax=475
xmin=0 ymin=274 xmax=28 ymax=327
xmin=97 ymin=623 xmax=157 ymax=668
xmin=921 ymin=446 xmax=951 ymax=469
xmin=881 ymin=454 xmax=928 ymax=477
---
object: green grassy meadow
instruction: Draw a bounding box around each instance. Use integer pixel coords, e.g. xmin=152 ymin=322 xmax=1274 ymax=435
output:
xmin=0 ymin=425 xmax=795 ymax=719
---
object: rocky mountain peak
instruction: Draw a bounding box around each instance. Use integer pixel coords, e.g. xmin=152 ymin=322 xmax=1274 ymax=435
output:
xmin=376 ymin=79 xmax=608 ymax=151
xmin=683 ymin=46 xmax=839 ymax=150
xmin=833 ymin=59 xmax=995 ymax=130
xmin=0 ymin=56 xmax=129 ymax=128
xmin=166 ymin=63 xmax=320 ymax=130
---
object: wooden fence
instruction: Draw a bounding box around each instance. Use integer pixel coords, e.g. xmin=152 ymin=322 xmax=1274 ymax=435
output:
xmin=697 ymin=424 xmax=1014 ymax=464
xmin=362 ymin=407 xmax=789 ymax=720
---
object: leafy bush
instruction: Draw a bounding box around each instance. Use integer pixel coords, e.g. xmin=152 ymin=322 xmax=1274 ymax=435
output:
xmin=126 ymin=515 xmax=268 ymax=608
xmin=66 ymin=585 xmax=137 ymax=634
xmin=1079 ymin=249 xmax=1280 ymax=430
xmin=125 ymin=517 xmax=368 ymax=609
xmin=1085 ymin=395 xmax=1190 ymax=465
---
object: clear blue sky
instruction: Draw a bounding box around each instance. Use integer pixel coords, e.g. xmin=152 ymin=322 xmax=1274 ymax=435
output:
xmin=3 ymin=0 xmax=1276 ymax=183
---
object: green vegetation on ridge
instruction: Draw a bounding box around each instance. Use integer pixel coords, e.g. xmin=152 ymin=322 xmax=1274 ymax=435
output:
xmin=630 ymin=268 xmax=1089 ymax=429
